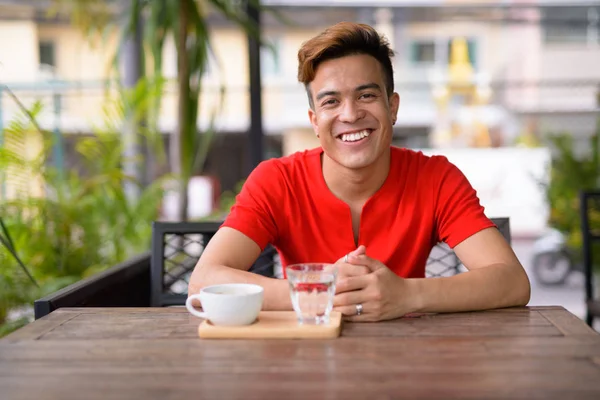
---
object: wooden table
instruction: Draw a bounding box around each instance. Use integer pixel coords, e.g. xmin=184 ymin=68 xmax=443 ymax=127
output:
xmin=1 ymin=306 xmax=599 ymax=399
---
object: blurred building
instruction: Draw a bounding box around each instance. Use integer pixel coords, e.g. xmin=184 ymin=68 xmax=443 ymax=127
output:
xmin=0 ymin=0 xmax=599 ymax=188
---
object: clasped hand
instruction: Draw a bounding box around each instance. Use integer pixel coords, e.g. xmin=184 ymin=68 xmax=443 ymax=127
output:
xmin=332 ymin=245 xmax=415 ymax=322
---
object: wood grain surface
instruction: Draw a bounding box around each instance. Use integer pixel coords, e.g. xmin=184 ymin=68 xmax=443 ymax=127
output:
xmin=1 ymin=306 xmax=599 ymax=400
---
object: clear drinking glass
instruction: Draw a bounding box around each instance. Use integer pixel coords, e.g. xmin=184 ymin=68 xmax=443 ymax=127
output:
xmin=286 ymin=263 xmax=338 ymax=325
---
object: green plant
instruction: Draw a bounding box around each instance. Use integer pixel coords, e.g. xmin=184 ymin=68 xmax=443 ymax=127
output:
xmin=51 ymin=0 xmax=278 ymax=221
xmin=544 ymin=125 xmax=600 ymax=269
xmin=0 ymin=92 xmax=167 ymax=335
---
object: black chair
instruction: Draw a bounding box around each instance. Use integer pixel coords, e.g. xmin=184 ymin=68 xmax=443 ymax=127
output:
xmin=151 ymin=217 xmax=511 ymax=307
xmin=580 ymin=190 xmax=600 ymax=326
xmin=150 ymin=221 xmax=277 ymax=307
xmin=426 ymin=217 xmax=511 ymax=277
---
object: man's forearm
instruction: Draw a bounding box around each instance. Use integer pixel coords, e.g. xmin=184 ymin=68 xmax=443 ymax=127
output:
xmin=409 ymin=263 xmax=531 ymax=314
xmin=188 ymin=265 xmax=293 ymax=311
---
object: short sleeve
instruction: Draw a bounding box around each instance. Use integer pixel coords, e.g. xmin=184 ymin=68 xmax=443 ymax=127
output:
xmin=221 ymin=160 xmax=285 ymax=250
xmin=433 ymin=157 xmax=496 ymax=248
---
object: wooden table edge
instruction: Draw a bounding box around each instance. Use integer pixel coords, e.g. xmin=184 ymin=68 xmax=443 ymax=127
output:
xmin=537 ymin=307 xmax=599 ymax=337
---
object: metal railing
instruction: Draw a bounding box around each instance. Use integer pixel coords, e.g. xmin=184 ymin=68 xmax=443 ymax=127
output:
xmin=1 ymin=78 xmax=598 ymax=134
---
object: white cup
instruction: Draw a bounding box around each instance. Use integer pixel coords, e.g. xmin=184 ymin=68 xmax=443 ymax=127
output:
xmin=185 ymin=283 xmax=264 ymax=326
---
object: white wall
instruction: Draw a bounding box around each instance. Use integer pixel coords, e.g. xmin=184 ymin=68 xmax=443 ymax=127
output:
xmin=421 ymin=147 xmax=551 ymax=238
xmin=0 ymin=21 xmax=38 ymax=82
xmin=541 ymin=47 xmax=600 ymax=81
xmin=37 ymin=24 xmax=118 ymax=81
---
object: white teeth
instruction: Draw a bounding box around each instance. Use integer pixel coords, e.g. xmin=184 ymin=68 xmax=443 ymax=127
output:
xmin=341 ymin=130 xmax=370 ymax=142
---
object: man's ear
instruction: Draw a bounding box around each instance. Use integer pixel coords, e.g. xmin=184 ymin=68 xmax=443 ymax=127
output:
xmin=389 ymin=92 xmax=400 ymax=125
xmin=308 ymin=108 xmax=319 ymax=137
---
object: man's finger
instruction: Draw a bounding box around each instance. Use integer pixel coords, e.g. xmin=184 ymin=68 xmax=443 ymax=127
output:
xmin=352 ymin=245 xmax=367 ymax=256
xmin=333 ymin=303 xmax=377 ymax=322
xmin=333 ymin=304 xmax=365 ymax=317
xmin=335 ymin=245 xmax=367 ymax=263
xmin=333 ymin=289 xmax=369 ymax=307
xmin=336 ymin=274 xmax=370 ymax=294
xmin=348 ymin=254 xmax=385 ymax=272
xmin=336 ymin=263 xmax=369 ymax=278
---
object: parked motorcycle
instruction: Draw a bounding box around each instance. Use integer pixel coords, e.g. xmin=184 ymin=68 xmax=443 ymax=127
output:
xmin=531 ymin=228 xmax=580 ymax=286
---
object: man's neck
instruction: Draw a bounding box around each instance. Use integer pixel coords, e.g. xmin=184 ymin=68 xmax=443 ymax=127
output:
xmin=321 ymin=149 xmax=391 ymax=205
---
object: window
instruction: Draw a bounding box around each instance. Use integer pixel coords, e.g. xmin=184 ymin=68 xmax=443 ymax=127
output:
xmin=542 ymin=7 xmax=596 ymax=45
xmin=39 ymin=41 xmax=55 ymax=67
xmin=544 ymin=23 xmax=588 ymax=44
xmin=261 ymin=37 xmax=282 ymax=77
xmin=410 ymin=41 xmax=436 ymax=64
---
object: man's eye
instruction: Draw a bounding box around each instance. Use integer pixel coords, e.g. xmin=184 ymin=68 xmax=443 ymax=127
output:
xmin=360 ymin=93 xmax=375 ymax=99
xmin=322 ymin=99 xmax=337 ymax=106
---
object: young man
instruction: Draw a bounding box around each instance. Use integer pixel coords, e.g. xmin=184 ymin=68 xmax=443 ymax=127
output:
xmin=188 ymin=22 xmax=530 ymax=321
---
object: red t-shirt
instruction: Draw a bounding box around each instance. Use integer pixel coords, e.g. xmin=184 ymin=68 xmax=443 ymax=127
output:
xmin=222 ymin=146 xmax=495 ymax=278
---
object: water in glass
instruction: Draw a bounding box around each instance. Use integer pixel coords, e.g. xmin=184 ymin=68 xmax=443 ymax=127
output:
xmin=286 ymin=263 xmax=337 ymax=325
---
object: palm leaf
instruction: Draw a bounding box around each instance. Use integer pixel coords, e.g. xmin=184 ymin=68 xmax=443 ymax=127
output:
xmin=0 ymin=218 xmax=39 ymax=288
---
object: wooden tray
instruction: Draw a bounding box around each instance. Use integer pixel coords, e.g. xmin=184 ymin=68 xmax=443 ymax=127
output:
xmin=197 ymin=311 xmax=342 ymax=339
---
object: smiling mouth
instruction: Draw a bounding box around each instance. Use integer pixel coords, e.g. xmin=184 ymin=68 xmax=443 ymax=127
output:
xmin=337 ymin=129 xmax=373 ymax=143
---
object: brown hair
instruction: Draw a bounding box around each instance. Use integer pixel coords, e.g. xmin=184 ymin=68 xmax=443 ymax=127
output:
xmin=297 ymin=22 xmax=395 ymax=108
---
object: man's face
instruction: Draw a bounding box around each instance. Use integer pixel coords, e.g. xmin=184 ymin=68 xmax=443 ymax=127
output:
xmin=308 ymin=53 xmax=400 ymax=170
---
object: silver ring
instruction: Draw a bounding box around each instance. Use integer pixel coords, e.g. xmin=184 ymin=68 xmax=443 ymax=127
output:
xmin=356 ymin=303 xmax=363 ymax=316
xmin=344 ymin=254 xmax=349 ymax=263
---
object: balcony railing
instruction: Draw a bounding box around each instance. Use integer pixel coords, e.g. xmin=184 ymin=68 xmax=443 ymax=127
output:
xmin=1 ymin=79 xmax=598 ymax=135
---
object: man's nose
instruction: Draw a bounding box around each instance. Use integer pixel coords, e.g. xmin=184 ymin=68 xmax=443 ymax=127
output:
xmin=338 ymin=100 xmax=364 ymax=123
